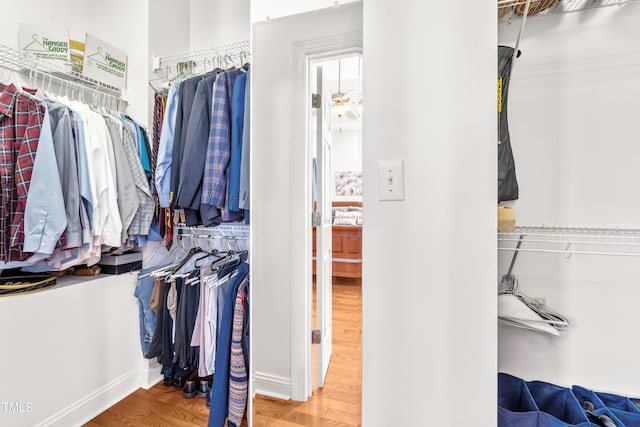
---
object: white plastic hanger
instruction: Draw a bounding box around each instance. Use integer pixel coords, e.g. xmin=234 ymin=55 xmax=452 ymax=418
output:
xmin=498 ymin=237 xmax=570 ymax=335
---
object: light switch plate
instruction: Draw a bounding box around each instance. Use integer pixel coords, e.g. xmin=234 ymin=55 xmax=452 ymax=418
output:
xmin=377 ymin=160 xmax=404 ymax=201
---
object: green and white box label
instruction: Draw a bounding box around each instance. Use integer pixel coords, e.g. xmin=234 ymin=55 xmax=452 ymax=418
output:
xmin=82 ymin=34 xmax=127 ymax=89
xmin=18 ymin=23 xmax=71 ymax=63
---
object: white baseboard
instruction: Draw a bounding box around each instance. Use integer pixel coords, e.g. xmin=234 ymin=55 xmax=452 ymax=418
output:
xmin=140 ymin=359 xmax=163 ymax=390
xmin=41 ymin=369 xmax=141 ymax=427
xmin=254 ymin=373 xmax=291 ymax=400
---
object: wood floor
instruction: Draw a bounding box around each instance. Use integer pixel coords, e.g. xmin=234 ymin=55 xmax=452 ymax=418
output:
xmin=254 ymin=278 xmax=362 ymax=427
xmin=85 ymin=382 xmax=231 ymax=427
xmin=85 ymin=278 xmax=362 ymax=427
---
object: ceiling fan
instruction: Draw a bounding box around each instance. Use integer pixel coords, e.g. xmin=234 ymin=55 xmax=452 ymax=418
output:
xmin=331 ymin=58 xmax=362 ymax=120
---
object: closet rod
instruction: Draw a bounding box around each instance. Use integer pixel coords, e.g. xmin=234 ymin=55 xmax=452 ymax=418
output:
xmin=0 ymin=44 xmax=123 ymax=99
xmin=175 ymin=224 xmax=250 ymax=239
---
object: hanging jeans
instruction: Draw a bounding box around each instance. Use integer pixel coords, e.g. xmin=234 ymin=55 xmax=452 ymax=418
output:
xmin=134 ymin=267 xmax=158 ymax=357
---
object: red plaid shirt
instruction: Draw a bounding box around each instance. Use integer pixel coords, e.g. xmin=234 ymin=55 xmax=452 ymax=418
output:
xmin=0 ymin=83 xmax=44 ymax=261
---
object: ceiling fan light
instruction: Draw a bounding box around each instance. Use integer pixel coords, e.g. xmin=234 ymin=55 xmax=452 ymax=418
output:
xmin=332 ymin=104 xmax=349 ymax=116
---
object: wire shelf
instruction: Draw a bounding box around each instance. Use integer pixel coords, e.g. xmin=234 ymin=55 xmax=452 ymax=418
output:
xmin=0 ymin=44 xmax=123 ymax=98
xmin=498 ymin=226 xmax=640 ymax=256
xmin=152 ymin=40 xmax=250 ymax=83
xmin=498 ymin=0 xmax=639 ymax=16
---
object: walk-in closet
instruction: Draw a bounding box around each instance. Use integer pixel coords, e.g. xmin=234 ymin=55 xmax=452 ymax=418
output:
xmin=12 ymin=1 xmax=640 ymax=426
xmin=497 ymin=1 xmax=640 ymax=425
xmin=0 ymin=1 xmax=252 ymax=426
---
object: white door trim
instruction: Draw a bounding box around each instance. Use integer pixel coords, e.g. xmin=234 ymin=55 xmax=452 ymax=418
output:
xmin=289 ymin=32 xmax=363 ymax=402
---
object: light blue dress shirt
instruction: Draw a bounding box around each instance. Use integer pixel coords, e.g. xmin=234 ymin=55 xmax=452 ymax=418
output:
xmin=24 ymin=103 xmax=66 ymax=256
xmin=155 ymin=80 xmax=182 ymax=207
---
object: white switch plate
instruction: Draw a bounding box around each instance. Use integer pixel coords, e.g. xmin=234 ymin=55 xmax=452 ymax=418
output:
xmin=377 ymin=160 xmax=404 ymax=201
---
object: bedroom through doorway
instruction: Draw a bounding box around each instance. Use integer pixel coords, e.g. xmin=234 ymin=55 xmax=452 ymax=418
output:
xmin=311 ymin=53 xmax=363 ymax=400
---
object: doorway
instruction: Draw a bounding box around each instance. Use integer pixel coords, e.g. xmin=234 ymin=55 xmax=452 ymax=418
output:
xmin=250 ymin=3 xmax=363 ymax=421
xmin=253 ymin=50 xmax=364 ymax=424
xmin=310 ymin=52 xmax=363 ymax=387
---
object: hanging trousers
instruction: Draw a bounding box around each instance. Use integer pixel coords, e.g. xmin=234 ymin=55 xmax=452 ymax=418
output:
xmin=174 ymin=270 xmax=201 ymax=373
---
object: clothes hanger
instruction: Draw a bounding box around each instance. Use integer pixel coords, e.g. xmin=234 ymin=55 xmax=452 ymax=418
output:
xmin=208 ymin=238 xmax=249 ymax=275
xmin=140 ymin=238 xmax=195 ymax=279
xmin=498 ymin=238 xmax=570 ymax=335
xmin=44 ymin=74 xmax=53 ymax=98
xmin=184 ymin=266 xmax=203 ymax=286
xmin=191 ymin=236 xmax=220 ymax=269
xmin=168 ymin=233 xmax=207 ymax=274
xmin=166 ymin=247 xmax=203 ymax=280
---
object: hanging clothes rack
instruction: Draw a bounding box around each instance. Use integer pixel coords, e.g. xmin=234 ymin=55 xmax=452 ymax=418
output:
xmin=174 ymin=224 xmax=250 ymax=252
xmin=0 ymin=44 xmax=124 ymax=109
xmin=150 ymin=40 xmax=250 ymax=87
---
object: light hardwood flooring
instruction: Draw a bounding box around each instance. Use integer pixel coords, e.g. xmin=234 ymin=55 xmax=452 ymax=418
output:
xmin=85 ymin=278 xmax=362 ymax=427
xmin=254 ymin=278 xmax=362 ymax=427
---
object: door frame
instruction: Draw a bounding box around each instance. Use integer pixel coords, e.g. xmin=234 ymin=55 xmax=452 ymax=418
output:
xmin=290 ymin=33 xmax=363 ymax=401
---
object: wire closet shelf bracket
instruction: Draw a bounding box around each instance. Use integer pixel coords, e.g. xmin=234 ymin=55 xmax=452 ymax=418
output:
xmin=152 ymin=40 xmax=250 ymax=83
xmin=0 ymin=44 xmax=124 ymax=107
xmin=498 ymin=226 xmax=640 ymax=257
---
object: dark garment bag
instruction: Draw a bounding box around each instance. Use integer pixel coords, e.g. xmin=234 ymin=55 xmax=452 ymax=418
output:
xmin=498 ymin=46 xmax=519 ymax=202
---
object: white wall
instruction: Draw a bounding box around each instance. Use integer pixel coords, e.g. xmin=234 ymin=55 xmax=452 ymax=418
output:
xmin=251 ymin=0 xmax=361 ymax=23
xmin=147 ymin=0 xmax=191 ymax=134
xmin=1 ymin=1 xmax=94 ymax=46
xmin=0 ymin=274 xmax=141 ymax=427
xmin=90 ymin=0 xmax=150 ymax=125
xmin=252 ymin=1 xmax=497 ymax=424
xmin=362 ymin=1 xmax=497 ymax=425
xmin=498 ymin=3 xmax=640 ymax=396
xmin=190 ymin=0 xmax=250 ymax=49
